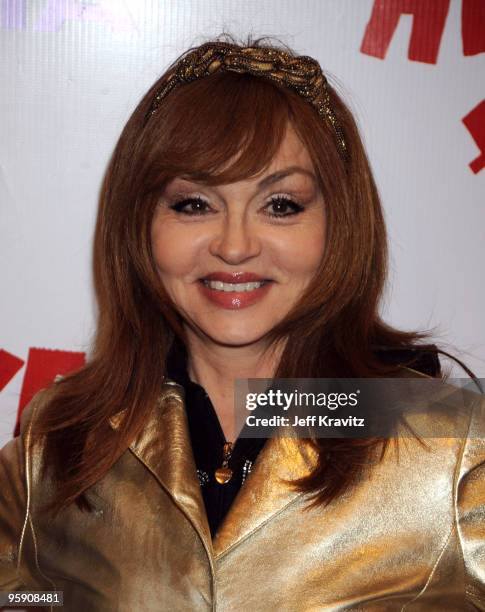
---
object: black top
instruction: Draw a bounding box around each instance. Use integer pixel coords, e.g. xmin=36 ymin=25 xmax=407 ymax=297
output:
xmin=166 ymin=338 xmax=267 ymax=537
xmin=166 ymin=338 xmax=441 ymax=537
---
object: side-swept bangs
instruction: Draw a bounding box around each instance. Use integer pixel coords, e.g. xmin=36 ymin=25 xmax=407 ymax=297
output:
xmin=135 ymin=70 xmax=316 ymax=192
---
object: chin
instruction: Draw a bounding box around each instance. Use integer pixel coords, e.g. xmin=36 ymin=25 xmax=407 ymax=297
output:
xmin=199 ymin=323 xmax=274 ymax=348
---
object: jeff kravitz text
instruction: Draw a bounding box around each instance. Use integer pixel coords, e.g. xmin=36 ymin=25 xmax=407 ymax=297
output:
xmin=245 ymin=414 xmax=365 ymax=427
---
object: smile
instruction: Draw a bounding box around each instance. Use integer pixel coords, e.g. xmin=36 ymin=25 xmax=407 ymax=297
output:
xmin=197 ymin=279 xmax=274 ymax=310
xmin=202 ymin=280 xmax=268 ymax=292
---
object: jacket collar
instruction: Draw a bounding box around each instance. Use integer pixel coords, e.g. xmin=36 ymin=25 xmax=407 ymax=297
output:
xmin=108 ymin=382 xmax=212 ymax=554
xmin=108 ymin=380 xmax=319 ymax=559
xmin=212 ymin=424 xmax=319 ymax=558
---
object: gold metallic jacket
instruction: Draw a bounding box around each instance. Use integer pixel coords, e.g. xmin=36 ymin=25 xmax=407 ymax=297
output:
xmin=0 ymin=371 xmax=484 ymax=611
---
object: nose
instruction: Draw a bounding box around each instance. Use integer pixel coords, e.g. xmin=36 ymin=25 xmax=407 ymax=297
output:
xmin=208 ymin=212 xmax=262 ymax=264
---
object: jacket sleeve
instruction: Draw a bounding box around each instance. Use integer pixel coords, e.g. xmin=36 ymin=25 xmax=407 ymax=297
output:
xmin=0 ymin=390 xmax=46 ymax=589
xmin=456 ymin=394 xmax=485 ymax=609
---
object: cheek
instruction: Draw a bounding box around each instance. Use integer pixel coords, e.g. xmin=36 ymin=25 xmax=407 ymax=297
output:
xmin=302 ymin=217 xmax=327 ymax=270
xmin=151 ymin=234 xmax=174 ymax=275
xmin=150 ymin=221 xmax=194 ymax=276
xmin=276 ymin=226 xmax=326 ymax=275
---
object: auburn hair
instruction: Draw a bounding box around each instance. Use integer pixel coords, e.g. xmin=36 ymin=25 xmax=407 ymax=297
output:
xmin=29 ymin=34 xmax=474 ymax=517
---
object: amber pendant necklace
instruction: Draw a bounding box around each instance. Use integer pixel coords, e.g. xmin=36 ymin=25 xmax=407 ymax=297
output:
xmin=215 ymin=441 xmax=233 ymax=484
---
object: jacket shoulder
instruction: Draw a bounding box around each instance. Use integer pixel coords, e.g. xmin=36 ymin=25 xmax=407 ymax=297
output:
xmin=456 ymin=393 xmax=485 ymax=607
xmin=0 ymin=386 xmax=58 ymax=589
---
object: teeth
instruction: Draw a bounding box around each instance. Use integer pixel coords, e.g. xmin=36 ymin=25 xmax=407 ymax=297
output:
xmin=203 ymin=280 xmax=266 ymax=292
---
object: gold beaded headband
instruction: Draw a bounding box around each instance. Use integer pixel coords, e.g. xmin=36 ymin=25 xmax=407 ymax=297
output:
xmin=146 ymin=42 xmax=348 ymax=163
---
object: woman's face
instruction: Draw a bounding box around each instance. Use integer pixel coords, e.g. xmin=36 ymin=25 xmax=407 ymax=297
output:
xmin=150 ymin=123 xmax=326 ymax=347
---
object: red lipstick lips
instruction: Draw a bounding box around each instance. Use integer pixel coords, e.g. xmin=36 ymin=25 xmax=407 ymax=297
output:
xmin=198 ymin=272 xmax=273 ymax=310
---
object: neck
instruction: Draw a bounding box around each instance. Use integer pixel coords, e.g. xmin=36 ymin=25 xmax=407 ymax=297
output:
xmin=184 ymin=331 xmax=286 ymax=442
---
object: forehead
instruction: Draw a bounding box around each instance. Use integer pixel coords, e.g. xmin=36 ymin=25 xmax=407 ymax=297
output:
xmin=267 ymin=122 xmax=312 ymax=165
xmin=246 ymin=123 xmax=315 ymax=184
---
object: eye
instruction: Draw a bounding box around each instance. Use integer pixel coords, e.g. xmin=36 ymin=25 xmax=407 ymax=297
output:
xmin=168 ymin=194 xmax=305 ymax=218
xmin=169 ymin=196 xmax=212 ymax=216
xmin=265 ymin=195 xmax=304 ymax=218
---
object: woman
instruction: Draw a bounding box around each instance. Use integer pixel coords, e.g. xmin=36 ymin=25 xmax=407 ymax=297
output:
xmin=0 ymin=36 xmax=483 ymax=611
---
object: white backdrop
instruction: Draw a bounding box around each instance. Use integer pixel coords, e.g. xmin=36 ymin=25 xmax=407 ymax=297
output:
xmin=1 ymin=0 xmax=484 ymax=446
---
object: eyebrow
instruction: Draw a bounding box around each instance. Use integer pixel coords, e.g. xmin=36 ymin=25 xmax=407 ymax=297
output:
xmin=256 ymin=166 xmax=317 ymax=190
xmin=174 ymin=166 xmax=318 ymax=193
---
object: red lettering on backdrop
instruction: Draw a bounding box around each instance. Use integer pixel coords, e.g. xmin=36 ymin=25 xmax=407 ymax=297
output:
xmin=14 ymin=347 xmax=85 ymax=436
xmin=462 ymin=100 xmax=485 ymax=174
xmin=360 ymin=0 xmax=451 ymax=64
xmin=0 ymin=349 xmax=24 ymax=391
xmin=462 ymin=0 xmax=485 ymax=56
